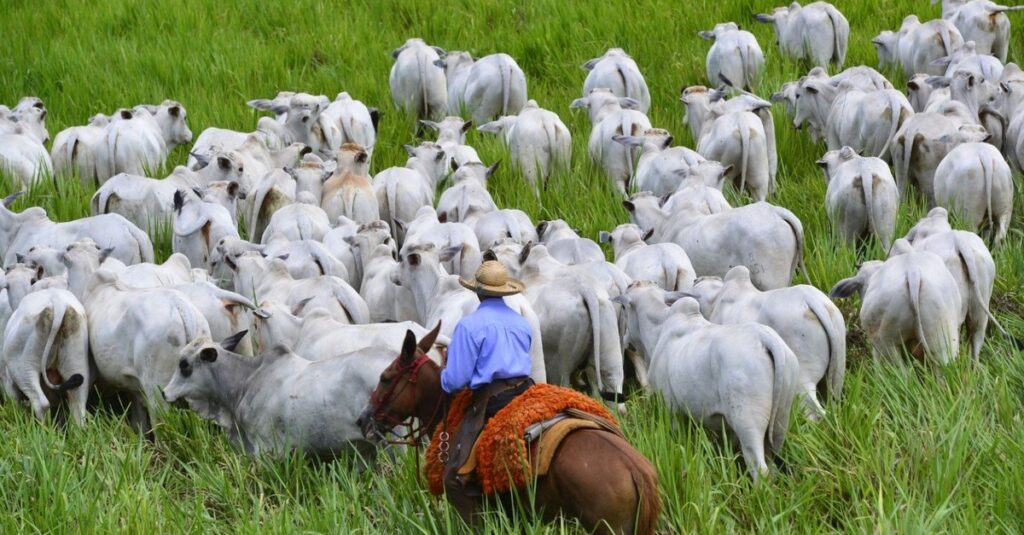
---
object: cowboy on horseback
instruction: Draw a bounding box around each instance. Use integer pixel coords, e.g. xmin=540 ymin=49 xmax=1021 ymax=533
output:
xmin=441 ymin=260 xmax=534 ymax=521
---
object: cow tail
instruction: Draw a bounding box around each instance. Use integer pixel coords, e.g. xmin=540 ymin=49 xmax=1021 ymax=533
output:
xmin=877 ymin=91 xmax=903 ymax=159
xmin=779 ymin=207 xmax=811 ymax=285
xmin=580 ymin=285 xmax=604 ymax=393
xmin=38 ymin=300 xmax=68 ymax=390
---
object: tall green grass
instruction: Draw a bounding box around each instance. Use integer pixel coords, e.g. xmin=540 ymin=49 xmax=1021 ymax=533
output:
xmin=1 ymin=0 xmax=1023 ymax=532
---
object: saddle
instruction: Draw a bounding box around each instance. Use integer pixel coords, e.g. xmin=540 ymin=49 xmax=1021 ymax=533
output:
xmin=425 ymin=384 xmax=621 ymax=496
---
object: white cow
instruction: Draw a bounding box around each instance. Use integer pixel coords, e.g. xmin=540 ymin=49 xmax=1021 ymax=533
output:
xmin=536 ymin=220 xmax=605 ymax=266
xmin=756 ymin=2 xmax=849 ymax=68
xmin=51 ymin=113 xmax=110 ymax=185
xmin=904 ymin=207 xmax=1000 ymax=359
xmin=938 ymin=0 xmax=1024 ymax=62
xmin=262 ymin=239 xmax=349 ymax=282
xmin=685 ymin=266 xmax=846 ymax=420
xmin=357 ymin=243 xmax=417 ymax=323
xmin=435 ymin=164 xmax=498 ymax=225
xmin=891 ymin=103 xmax=985 ymax=203
xmin=419 ymin=116 xmax=482 ymax=169
xmin=933 ymin=40 xmax=1005 ymax=80
xmin=246 ymin=92 xmax=332 ymax=157
xmin=477 ymin=101 xmax=572 ymax=191
xmin=1 ymin=97 xmax=48 ymax=143
xmin=611 ymin=128 xmax=706 ymax=196
xmin=472 ymin=209 xmax=538 ymax=251
xmin=796 ymin=80 xmax=913 ymax=159
xmin=624 ymin=196 xmax=806 ymax=290
xmin=0 ymin=193 xmax=154 ymax=267
xmin=581 ymin=48 xmax=652 ymax=113
xmin=831 ymin=240 xmax=962 ymax=364
xmin=616 ymin=282 xmax=799 ymax=480
xmin=570 ymin=88 xmax=651 ymax=193
xmin=318 ymin=92 xmax=379 ymax=160
xmin=907 ymin=73 xmax=952 ymax=112
xmin=0 ymin=120 xmax=53 ymax=188
xmin=102 ymin=102 xmax=193 ymax=182
xmin=186 ymin=117 xmax=292 ymax=169
xmin=172 ymin=191 xmax=239 ymax=269
xmin=2 ymin=288 xmax=89 ymax=424
xmin=772 ymin=66 xmax=893 ymax=125
xmin=400 ymin=207 xmax=482 ymax=277
xmin=373 ymin=142 xmax=448 ymax=244
xmin=83 ymin=267 xmax=211 ymax=435
xmin=934 ymin=142 xmax=1013 ymax=244
xmin=815 ymin=147 xmax=899 ymax=250
xmin=873 ymin=15 xmax=964 ymax=77
xmin=260 ymin=193 xmax=333 ymax=245
xmin=600 ymin=223 xmax=695 ymax=291
xmin=389 ymin=38 xmax=448 ymax=121
xmin=440 ymin=52 xmax=527 ymax=124
xmin=699 ymin=23 xmax=765 ymax=92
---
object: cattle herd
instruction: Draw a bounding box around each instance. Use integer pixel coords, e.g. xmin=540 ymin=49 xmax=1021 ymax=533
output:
xmin=0 ymin=0 xmax=1021 ymax=489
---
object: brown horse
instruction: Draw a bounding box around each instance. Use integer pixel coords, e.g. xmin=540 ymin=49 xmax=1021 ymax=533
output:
xmin=356 ymin=328 xmax=661 ymax=534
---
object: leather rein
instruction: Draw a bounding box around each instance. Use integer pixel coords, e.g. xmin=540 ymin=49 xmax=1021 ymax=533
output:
xmin=367 ymin=350 xmax=447 ymax=449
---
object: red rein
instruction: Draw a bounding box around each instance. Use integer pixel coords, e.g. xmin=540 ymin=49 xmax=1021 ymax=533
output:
xmin=368 ymin=353 xmax=443 ymax=446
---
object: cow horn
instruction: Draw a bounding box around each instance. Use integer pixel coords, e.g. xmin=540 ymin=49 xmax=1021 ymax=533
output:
xmin=417 ymin=321 xmax=442 ymax=353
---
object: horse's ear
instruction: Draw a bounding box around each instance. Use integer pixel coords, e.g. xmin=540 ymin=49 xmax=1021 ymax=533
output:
xmin=400 ymin=330 xmax=417 ymax=363
xmin=417 ymin=321 xmax=442 ymax=353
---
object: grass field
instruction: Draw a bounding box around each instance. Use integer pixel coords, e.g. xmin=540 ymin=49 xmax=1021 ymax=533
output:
xmin=2 ymin=0 xmax=1024 ymax=532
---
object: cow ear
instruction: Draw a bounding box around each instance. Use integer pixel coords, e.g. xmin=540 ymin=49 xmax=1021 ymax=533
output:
xmin=2 ymin=191 xmax=25 ymax=208
xmin=485 ymin=161 xmax=500 ymax=177
xmin=433 ymin=59 xmax=446 ymax=69
xmin=698 ymin=30 xmax=715 ymax=40
xmin=610 ymin=295 xmax=629 ymax=306
xmin=536 ymin=221 xmax=549 ymax=237
xmin=437 ymin=211 xmax=448 ymax=223
xmin=642 ymin=228 xmax=655 ymax=242
xmin=482 ymin=249 xmax=497 ymax=262
xmin=518 ymin=242 xmax=534 ymax=264
xmin=368 ymin=108 xmax=381 ymax=131
xmin=356 ymin=151 xmax=369 ymax=164
xmin=400 ymin=330 xmax=418 ymax=363
xmin=622 ymin=201 xmax=636 ymax=212
xmin=805 ymin=86 xmax=819 ymax=95
xmin=15 ymin=253 xmax=26 ymax=264
xmin=434 ymin=150 xmax=446 ymax=162
xmin=407 ymin=253 xmax=421 ymax=266
xmin=220 ymin=330 xmax=248 ymax=351
xmin=217 ymin=156 xmax=232 ymax=171
xmin=461 ymin=121 xmax=473 ymax=133
xmin=403 ymin=144 xmax=416 ymax=157
xmin=569 ymin=97 xmax=589 ymax=109
xmin=581 ymin=57 xmax=601 ymax=71
xmin=754 ymin=13 xmax=774 ymax=22
xmin=420 ymin=120 xmax=439 ymax=131
xmin=168 ymin=105 xmax=181 ymax=118
xmin=598 ymin=231 xmax=611 ymax=244
xmin=439 ymin=245 xmax=462 ymax=262
xmin=199 ymin=347 xmax=219 ymax=363
xmin=98 ymin=247 xmax=115 ymax=265
xmin=173 ymin=190 xmax=186 ymax=212
xmin=34 ymin=264 xmax=44 ymax=282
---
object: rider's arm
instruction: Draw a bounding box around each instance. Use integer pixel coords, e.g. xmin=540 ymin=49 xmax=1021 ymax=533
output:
xmin=441 ymin=323 xmax=477 ymax=394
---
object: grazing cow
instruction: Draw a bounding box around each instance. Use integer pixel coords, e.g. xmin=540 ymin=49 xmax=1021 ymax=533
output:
xmin=938 ymin=0 xmax=1024 ymax=62
xmin=772 ymin=66 xmax=892 ymax=130
xmin=536 ymin=220 xmax=605 ymax=266
xmin=172 ymin=191 xmax=239 ymax=270
xmin=102 ymin=102 xmax=193 ymax=182
xmin=319 ymin=92 xmax=379 ymax=160
xmin=904 ymin=207 xmax=999 ymax=359
xmin=230 ymin=253 xmax=369 ymax=325
xmin=477 ymin=101 xmax=572 ymax=191
xmin=373 ymin=142 xmax=448 ymax=244
xmin=891 ymin=103 xmax=985 ymax=203
xmin=260 ymin=192 xmax=333 ymax=245
xmin=51 ymin=113 xmax=111 ymax=185
xmin=1 ymin=288 xmax=89 ymax=424
xmin=699 ymin=23 xmax=764 ymax=92
xmin=439 ymin=52 xmax=527 ymax=124
xmin=570 ymin=88 xmax=651 ymax=193
xmin=796 ymin=80 xmax=913 ymax=159
xmin=396 ymin=243 xmax=546 ymax=383
xmin=581 ymin=48 xmax=651 ymax=113
xmin=934 ymin=142 xmax=1013 ymax=244
xmin=600 ymin=223 xmax=695 ymax=291
xmin=756 ymin=2 xmax=849 ymax=68
xmin=163 ymin=331 xmax=423 ymax=459
xmin=322 ymin=144 xmax=378 ymax=225
xmin=247 ymin=92 xmax=331 ymax=157
xmin=389 ymin=38 xmax=448 ymax=121
xmin=685 ymin=266 xmax=846 ymax=420
xmin=815 ymin=147 xmax=899 ymax=250
xmin=624 ymin=196 xmax=806 ymax=290
xmin=420 ymin=116 xmax=482 ymax=169
xmin=0 ymin=192 xmax=154 ymax=267
xmin=616 ymin=283 xmax=799 ymax=480
xmin=83 ymin=267 xmax=211 ymax=435
xmin=611 ymin=128 xmax=706 ymax=196
xmin=873 ymin=16 xmax=964 ymax=77
xmin=831 ymin=240 xmax=962 ymax=364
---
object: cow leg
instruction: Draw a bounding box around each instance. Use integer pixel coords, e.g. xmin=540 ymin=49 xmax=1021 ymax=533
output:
xmin=626 ymin=348 xmax=649 ymax=389
xmin=14 ymin=372 xmax=51 ymax=422
xmin=802 ymin=385 xmax=826 ymax=422
xmin=128 ymin=392 xmax=154 ymax=439
xmin=729 ymin=414 xmax=769 ymax=481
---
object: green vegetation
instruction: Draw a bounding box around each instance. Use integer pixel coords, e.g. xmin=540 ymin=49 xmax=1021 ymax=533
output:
xmin=1 ymin=0 xmax=1023 ymax=532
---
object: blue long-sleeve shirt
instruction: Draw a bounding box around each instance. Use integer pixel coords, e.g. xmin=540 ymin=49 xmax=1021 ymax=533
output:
xmin=440 ymin=297 xmax=533 ymax=393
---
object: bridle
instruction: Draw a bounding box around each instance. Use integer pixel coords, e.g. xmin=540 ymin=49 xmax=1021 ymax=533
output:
xmin=367 ymin=349 xmax=446 ymax=447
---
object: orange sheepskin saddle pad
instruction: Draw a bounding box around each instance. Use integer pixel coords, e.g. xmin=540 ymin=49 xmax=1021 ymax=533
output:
xmin=424 ymin=383 xmax=620 ymax=496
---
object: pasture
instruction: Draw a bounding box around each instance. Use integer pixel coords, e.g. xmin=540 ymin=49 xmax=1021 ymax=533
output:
xmin=2 ymin=0 xmax=1024 ymax=532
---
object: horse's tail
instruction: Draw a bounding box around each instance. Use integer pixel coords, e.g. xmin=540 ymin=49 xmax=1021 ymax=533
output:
xmin=622 ymin=439 xmax=661 ymax=535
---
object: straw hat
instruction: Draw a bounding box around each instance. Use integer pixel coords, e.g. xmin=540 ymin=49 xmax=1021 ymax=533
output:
xmin=459 ymin=261 xmax=525 ymax=297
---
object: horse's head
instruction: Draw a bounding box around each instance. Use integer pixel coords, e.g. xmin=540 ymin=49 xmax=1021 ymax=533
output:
xmin=357 ymin=322 xmax=443 ymax=443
